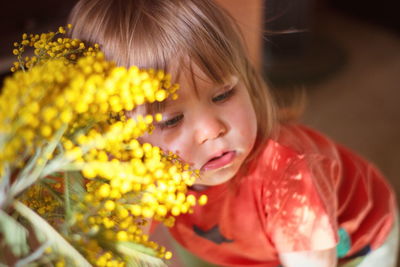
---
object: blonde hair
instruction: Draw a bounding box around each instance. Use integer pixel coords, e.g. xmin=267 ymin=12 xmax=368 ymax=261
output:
xmin=68 ymin=0 xmax=278 ymax=153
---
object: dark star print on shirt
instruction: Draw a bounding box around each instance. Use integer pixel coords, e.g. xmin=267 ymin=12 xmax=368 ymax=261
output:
xmin=193 ymin=225 xmax=233 ymax=244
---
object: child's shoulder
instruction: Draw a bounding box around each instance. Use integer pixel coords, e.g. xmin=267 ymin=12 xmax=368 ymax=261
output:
xmin=269 ymin=123 xmax=340 ymax=160
xmin=249 ymin=123 xmax=341 ymax=179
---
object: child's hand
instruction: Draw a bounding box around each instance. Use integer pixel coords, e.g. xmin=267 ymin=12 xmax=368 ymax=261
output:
xmin=279 ymin=248 xmax=337 ymax=267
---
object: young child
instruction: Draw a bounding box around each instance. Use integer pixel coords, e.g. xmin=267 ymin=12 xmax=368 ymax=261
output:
xmin=68 ymin=0 xmax=398 ymax=266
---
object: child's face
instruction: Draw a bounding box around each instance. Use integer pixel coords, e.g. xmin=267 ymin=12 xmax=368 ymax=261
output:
xmin=141 ymin=64 xmax=257 ymax=186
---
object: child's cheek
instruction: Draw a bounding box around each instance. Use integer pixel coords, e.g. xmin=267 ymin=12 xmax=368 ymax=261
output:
xmin=142 ymin=128 xmax=195 ymax=165
xmin=231 ymin=102 xmax=257 ymax=140
xmin=163 ymin=131 xmax=196 ymax=165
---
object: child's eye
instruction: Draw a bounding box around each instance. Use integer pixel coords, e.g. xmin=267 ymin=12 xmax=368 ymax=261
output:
xmin=212 ymin=88 xmax=235 ymax=103
xmin=158 ymin=114 xmax=184 ymax=129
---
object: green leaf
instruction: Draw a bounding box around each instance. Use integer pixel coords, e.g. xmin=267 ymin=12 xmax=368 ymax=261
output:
xmin=64 ymin=171 xmax=85 ymax=224
xmin=13 ymin=201 xmax=91 ymax=267
xmin=64 ymin=172 xmax=72 ymax=224
xmin=10 ymin=124 xmax=67 ymax=199
xmin=0 ymin=162 xmax=11 ymax=208
xmin=115 ymin=241 xmax=167 ymax=267
xmin=66 ymin=171 xmax=85 ymax=197
xmin=2 ymin=147 xmax=42 ymax=208
xmin=39 ymin=181 xmax=63 ymax=204
xmin=14 ymin=147 xmax=42 ymax=185
xmin=0 ymin=209 xmax=29 ymax=257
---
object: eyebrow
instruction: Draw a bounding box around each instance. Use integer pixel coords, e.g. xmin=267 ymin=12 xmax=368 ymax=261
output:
xmin=146 ymin=99 xmax=169 ymax=114
xmin=146 ymin=75 xmax=239 ymax=114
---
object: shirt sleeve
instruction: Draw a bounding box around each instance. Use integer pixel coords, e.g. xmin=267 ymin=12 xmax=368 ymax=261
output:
xmin=264 ymin=153 xmax=339 ymax=253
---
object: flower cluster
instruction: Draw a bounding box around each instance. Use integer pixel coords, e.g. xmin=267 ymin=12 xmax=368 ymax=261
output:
xmin=11 ymin=25 xmax=96 ymax=72
xmin=0 ymin=26 xmax=206 ymax=267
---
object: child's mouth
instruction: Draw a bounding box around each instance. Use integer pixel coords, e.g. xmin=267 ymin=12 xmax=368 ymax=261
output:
xmin=201 ymin=151 xmax=236 ymax=171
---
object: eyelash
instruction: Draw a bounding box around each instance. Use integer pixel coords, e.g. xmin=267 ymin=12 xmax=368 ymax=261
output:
xmin=158 ymin=88 xmax=236 ymax=130
xmin=212 ymin=88 xmax=236 ymax=103
xmin=158 ymin=114 xmax=184 ymax=129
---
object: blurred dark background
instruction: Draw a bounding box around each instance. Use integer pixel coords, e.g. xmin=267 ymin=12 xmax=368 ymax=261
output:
xmin=0 ymin=0 xmax=76 ymax=81
xmin=1 ymin=0 xmax=399 ymax=80
xmin=1 ymin=0 xmax=399 ymax=83
xmin=263 ymin=0 xmax=400 ymax=85
xmin=1 ymin=0 xmax=399 ymax=265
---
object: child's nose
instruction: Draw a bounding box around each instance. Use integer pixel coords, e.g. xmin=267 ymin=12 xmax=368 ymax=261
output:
xmin=194 ymin=115 xmax=227 ymax=144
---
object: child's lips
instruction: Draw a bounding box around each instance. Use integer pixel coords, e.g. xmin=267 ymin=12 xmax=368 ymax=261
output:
xmin=201 ymin=151 xmax=236 ymax=171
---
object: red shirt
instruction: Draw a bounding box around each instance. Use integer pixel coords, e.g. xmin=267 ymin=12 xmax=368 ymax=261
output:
xmin=169 ymin=124 xmax=396 ymax=267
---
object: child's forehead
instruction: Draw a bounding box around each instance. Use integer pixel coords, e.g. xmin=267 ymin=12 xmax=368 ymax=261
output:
xmin=176 ymin=67 xmax=238 ymax=101
xmin=170 ymin=59 xmax=236 ymax=90
xmin=144 ymin=59 xmax=238 ymax=114
xmin=145 ymin=72 xmax=238 ymax=115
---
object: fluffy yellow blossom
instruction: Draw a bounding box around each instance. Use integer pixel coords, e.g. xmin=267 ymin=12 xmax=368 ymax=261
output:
xmin=0 ymin=25 xmax=207 ymax=266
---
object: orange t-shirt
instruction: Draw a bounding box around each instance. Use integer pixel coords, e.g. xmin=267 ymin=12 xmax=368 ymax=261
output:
xmin=169 ymin=124 xmax=396 ymax=267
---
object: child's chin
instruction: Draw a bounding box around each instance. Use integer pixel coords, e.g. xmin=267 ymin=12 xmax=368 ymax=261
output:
xmin=194 ymin=173 xmax=235 ymax=187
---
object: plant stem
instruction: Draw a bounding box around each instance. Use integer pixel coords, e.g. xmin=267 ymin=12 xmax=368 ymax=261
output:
xmin=13 ymin=201 xmax=91 ymax=267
